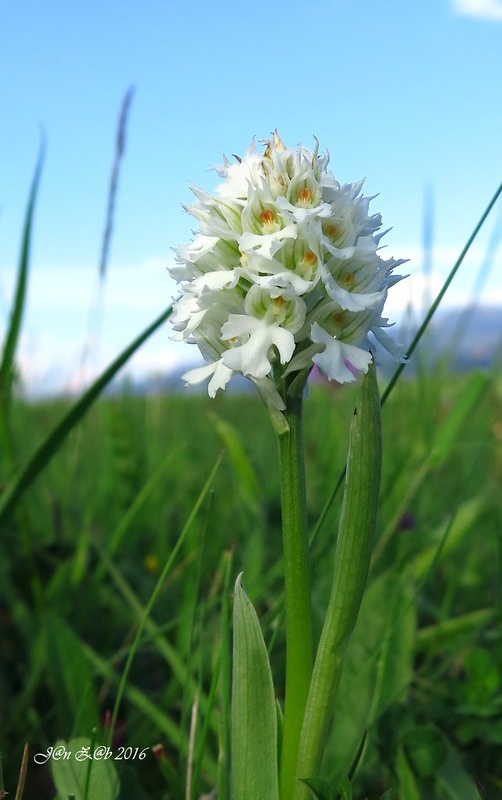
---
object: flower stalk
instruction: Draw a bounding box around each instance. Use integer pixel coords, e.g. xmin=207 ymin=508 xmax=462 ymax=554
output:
xmin=276 ymin=389 xmax=313 ymax=800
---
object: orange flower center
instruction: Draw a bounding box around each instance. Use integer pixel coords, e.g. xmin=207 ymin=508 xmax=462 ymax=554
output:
xmin=298 ymin=187 xmax=313 ymax=204
xmin=331 ymin=311 xmax=346 ymax=327
xmin=302 ymin=250 xmax=317 ymax=267
xmin=341 ymin=272 xmax=355 ymax=288
xmin=260 ymin=209 xmax=275 ymax=225
xmin=324 ymin=223 xmax=339 ymax=238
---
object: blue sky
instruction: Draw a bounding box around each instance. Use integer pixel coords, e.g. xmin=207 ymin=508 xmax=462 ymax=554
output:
xmin=1 ymin=0 xmax=501 ymax=394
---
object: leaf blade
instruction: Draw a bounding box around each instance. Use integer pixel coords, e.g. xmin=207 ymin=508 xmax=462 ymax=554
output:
xmin=231 ymin=574 xmax=279 ymax=800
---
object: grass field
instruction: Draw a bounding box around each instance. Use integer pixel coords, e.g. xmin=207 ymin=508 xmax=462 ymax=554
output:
xmin=1 ymin=362 xmax=501 ymax=799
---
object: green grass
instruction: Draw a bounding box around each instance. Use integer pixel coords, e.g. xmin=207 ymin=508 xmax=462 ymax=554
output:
xmin=1 ymin=370 xmax=501 ymax=799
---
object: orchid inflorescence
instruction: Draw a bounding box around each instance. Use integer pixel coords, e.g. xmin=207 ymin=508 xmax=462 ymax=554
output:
xmin=169 ymin=131 xmax=406 ymax=409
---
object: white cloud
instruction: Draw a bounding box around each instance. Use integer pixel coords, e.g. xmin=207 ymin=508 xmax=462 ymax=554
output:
xmin=452 ymin=0 xmax=502 ymax=20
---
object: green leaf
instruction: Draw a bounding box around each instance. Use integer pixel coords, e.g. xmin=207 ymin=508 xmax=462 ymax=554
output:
xmin=231 ymin=574 xmax=279 ymax=800
xmin=299 ymin=777 xmax=333 ymax=800
xmin=435 ymin=736 xmax=482 ymax=800
xmin=396 ymin=746 xmax=421 ymax=800
xmin=323 ymin=566 xmax=416 ymax=788
xmin=365 ymin=569 xmax=416 ymax=719
xmin=45 ymin=615 xmax=99 ymax=735
xmin=51 ymin=737 xmax=119 ymax=800
xmin=336 ymin=774 xmax=352 ymax=800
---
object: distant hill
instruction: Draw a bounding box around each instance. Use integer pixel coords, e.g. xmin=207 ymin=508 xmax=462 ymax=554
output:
xmin=398 ymin=304 xmax=502 ymax=371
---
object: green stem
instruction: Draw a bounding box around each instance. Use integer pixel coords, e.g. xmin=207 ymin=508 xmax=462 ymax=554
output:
xmin=276 ymin=393 xmax=313 ymax=800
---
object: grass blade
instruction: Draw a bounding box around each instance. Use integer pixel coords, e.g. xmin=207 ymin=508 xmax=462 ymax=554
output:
xmin=381 ymin=179 xmax=502 ymax=405
xmin=0 ymin=139 xmax=45 ymax=399
xmin=0 ymin=303 xmax=172 ymax=525
xmin=13 ymin=744 xmax=29 ymax=800
xmin=99 ymin=87 xmax=135 ymax=282
xmin=216 ymin=549 xmax=234 ymax=800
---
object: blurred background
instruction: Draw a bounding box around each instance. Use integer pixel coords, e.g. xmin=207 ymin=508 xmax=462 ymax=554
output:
xmin=1 ymin=0 xmax=502 ymax=395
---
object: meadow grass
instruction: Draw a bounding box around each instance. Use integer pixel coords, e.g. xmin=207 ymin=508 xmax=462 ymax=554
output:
xmin=1 ymin=368 xmax=501 ymax=798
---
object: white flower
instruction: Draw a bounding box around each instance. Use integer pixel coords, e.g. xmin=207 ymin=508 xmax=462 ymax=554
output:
xmin=221 ymin=316 xmax=296 ymax=378
xmin=170 ymin=131 xmax=406 ymax=406
xmin=182 ymin=359 xmax=234 ymax=398
xmin=310 ymin=322 xmax=373 ymax=383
